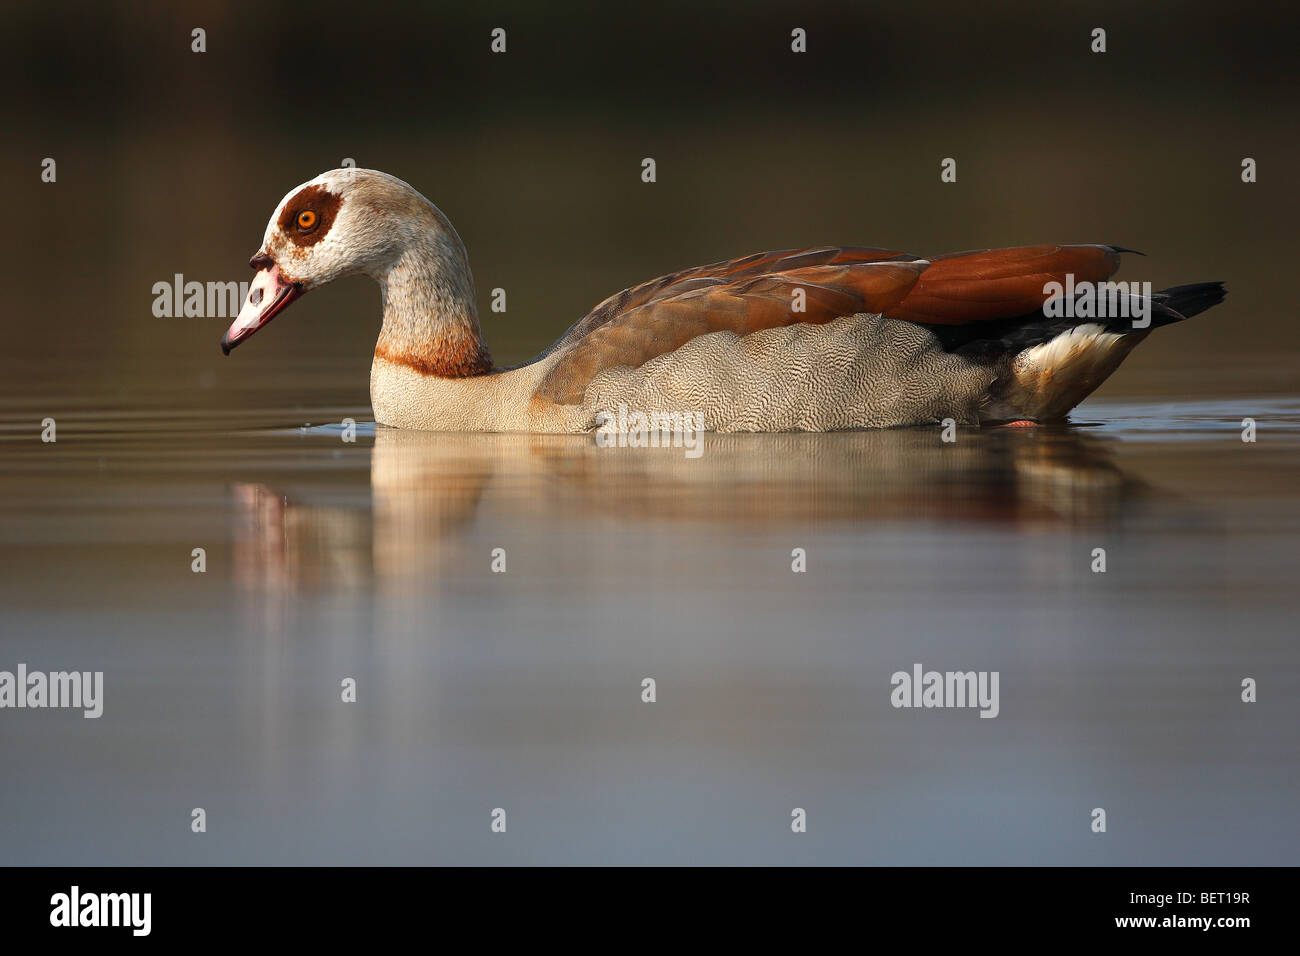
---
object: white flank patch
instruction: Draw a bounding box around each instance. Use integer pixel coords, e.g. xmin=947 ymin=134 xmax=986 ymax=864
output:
xmin=1021 ymin=323 xmax=1125 ymax=372
xmin=993 ymin=322 xmax=1137 ymax=421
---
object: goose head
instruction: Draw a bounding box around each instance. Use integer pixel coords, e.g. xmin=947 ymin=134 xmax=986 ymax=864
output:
xmin=222 ymin=169 xmax=487 ymax=375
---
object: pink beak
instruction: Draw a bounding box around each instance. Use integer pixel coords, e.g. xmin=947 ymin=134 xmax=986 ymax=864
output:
xmin=221 ymin=254 xmax=305 ymax=354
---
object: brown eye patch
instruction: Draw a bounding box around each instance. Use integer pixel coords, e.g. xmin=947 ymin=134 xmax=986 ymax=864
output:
xmin=277 ymin=183 xmax=343 ymax=248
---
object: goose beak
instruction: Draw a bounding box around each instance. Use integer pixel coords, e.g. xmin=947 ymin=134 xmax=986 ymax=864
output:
xmin=221 ymin=256 xmax=305 ymax=354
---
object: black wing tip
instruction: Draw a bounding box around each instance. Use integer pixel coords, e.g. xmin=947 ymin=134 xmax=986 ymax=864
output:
xmin=1062 ymin=243 xmax=1145 ymax=256
xmin=1156 ymin=281 xmax=1227 ymax=319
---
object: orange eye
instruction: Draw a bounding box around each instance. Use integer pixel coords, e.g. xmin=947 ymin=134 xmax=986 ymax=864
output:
xmin=297 ymin=210 xmax=317 ymax=230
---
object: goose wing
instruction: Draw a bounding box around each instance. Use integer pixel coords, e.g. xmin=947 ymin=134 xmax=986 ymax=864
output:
xmin=536 ymin=243 xmax=1126 ymax=405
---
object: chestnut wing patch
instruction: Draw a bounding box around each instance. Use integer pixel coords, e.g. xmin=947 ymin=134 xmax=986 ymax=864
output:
xmin=882 ymin=244 xmax=1125 ymax=325
xmin=535 ymin=249 xmax=925 ymax=405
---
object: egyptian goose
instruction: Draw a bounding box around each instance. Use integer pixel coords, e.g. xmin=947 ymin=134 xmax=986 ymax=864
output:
xmin=221 ymin=169 xmax=1225 ymax=431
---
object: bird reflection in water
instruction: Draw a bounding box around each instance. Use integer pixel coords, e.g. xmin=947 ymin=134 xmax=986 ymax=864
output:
xmin=230 ymin=425 xmax=1149 ymax=596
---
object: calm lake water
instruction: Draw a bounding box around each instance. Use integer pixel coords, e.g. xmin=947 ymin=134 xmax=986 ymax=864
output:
xmin=2 ymin=383 xmax=1297 ymax=865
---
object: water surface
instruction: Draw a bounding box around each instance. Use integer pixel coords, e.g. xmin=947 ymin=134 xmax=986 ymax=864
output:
xmin=2 ymin=393 xmax=1297 ymax=865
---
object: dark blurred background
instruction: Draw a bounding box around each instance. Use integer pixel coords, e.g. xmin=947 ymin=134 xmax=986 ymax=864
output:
xmin=2 ymin=0 xmax=1297 ymax=414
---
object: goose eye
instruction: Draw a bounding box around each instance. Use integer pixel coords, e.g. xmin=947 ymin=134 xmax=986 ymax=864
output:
xmin=296 ymin=210 xmax=318 ymax=230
